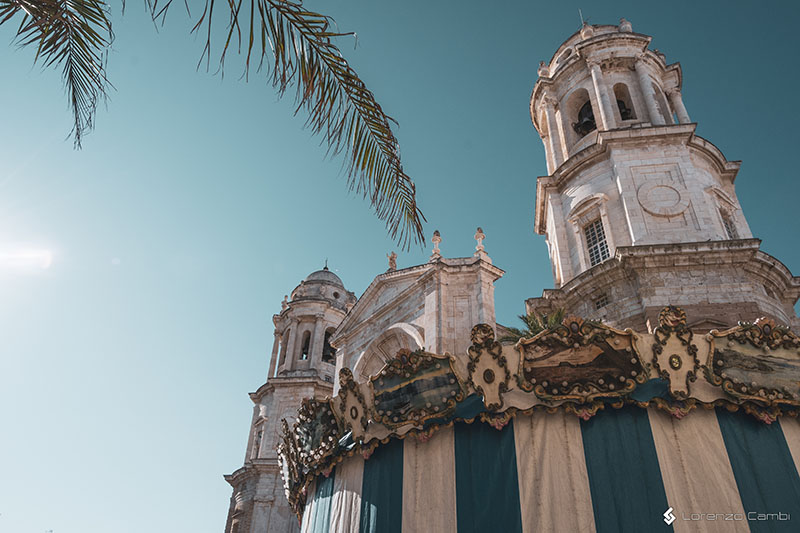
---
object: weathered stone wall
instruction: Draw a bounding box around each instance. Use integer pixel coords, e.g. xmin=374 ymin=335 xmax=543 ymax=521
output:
xmin=527 ymin=240 xmax=800 ymax=332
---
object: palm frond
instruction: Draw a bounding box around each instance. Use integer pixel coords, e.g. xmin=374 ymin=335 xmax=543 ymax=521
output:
xmin=498 ymin=308 xmax=566 ymax=343
xmin=1 ymin=0 xmax=113 ymax=148
xmin=147 ymin=0 xmax=425 ymax=249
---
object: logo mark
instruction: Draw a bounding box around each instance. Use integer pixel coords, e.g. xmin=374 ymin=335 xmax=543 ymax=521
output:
xmin=664 ymin=507 xmax=676 ymax=525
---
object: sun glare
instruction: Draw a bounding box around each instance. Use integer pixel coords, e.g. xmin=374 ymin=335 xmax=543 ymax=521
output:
xmin=0 ymin=249 xmax=53 ymax=271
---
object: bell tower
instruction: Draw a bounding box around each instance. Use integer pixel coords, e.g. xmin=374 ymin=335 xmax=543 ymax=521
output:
xmin=224 ymin=266 xmax=356 ymax=533
xmin=528 ymin=19 xmax=800 ymax=331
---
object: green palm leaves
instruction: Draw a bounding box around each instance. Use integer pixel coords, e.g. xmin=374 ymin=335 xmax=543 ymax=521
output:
xmin=2 ymin=0 xmax=425 ymax=248
xmin=1 ymin=0 xmax=112 ymax=148
xmin=499 ymin=309 xmax=566 ymax=343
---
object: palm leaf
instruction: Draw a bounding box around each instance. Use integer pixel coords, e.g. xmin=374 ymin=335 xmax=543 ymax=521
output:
xmin=1 ymin=0 xmax=112 ymax=148
xmin=498 ymin=308 xmax=566 ymax=343
xmin=149 ymin=0 xmax=426 ymax=249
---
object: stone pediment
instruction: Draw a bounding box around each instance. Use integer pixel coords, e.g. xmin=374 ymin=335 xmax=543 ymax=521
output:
xmin=332 ymin=263 xmax=435 ymax=345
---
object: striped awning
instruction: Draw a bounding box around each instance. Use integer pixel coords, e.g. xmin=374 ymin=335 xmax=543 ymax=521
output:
xmin=301 ymin=405 xmax=800 ymax=533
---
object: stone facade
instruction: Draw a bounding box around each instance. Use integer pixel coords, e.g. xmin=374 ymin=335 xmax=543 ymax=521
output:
xmin=225 ymin=18 xmax=800 ymax=532
xmin=331 ymin=247 xmax=503 ymax=393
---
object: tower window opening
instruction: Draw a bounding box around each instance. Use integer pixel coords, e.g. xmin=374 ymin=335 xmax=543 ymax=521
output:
xmin=251 ymin=428 xmax=263 ymax=459
xmin=322 ymin=328 xmax=337 ymax=364
xmin=617 ymin=100 xmax=633 ymax=120
xmin=613 ymin=83 xmax=636 ymax=121
xmin=300 ymin=331 xmax=311 ymax=360
xmin=720 ymin=210 xmax=739 ymax=239
xmin=594 ymin=293 xmax=610 ymax=310
xmin=584 ymin=219 xmax=610 ymax=267
xmin=573 ymin=100 xmax=596 ymax=137
xmin=277 ymin=329 xmax=289 ymax=373
xmin=652 ymin=83 xmax=674 ymax=124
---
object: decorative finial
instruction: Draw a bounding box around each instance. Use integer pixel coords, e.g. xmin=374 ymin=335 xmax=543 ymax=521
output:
xmin=430 ymin=230 xmax=442 ymax=262
xmin=474 ymin=227 xmax=485 ymax=253
xmin=580 ymin=21 xmax=594 ymax=40
xmin=618 ymin=17 xmax=632 ymax=33
xmin=281 ymin=295 xmax=288 ymax=310
xmin=387 ymin=251 xmax=397 ymax=271
xmin=537 ymin=60 xmax=549 ymax=77
xmin=323 ymin=258 xmax=328 ymax=271
xmin=473 ymin=227 xmax=491 ymax=263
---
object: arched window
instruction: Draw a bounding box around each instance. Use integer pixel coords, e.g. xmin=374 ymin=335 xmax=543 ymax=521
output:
xmin=584 ymin=218 xmax=610 ymax=266
xmin=720 ymin=209 xmax=739 ymax=239
xmin=278 ymin=329 xmax=289 ymax=370
xmin=564 ymin=88 xmax=596 ymax=150
xmin=322 ymin=327 xmax=337 ymax=364
xmin=251 ymin=423 xmax=263 ymax=459
xmin=652 ymin=83 xmax=673 ymax=124
xmin=613 ymin=83 xmax=636 ymax=120
xmin=300 ymin=331 xmax=311 ymax=360
xmin=573 ymin=100 xmax=596 ymax=137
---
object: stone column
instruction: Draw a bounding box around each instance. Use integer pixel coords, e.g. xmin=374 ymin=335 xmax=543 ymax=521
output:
xmin=284 ymin=319 xmax=299 ymax=371
xmin=635 ymin=55 xmax=664 ymax=125
xmin=542 ymin=95 xmax=565 ymax=170
xmin=667 ymin=88 xmax=690 ymax=124
xmin=310 ymin=314 xmax=326 ymax=370
xmin=586 ymin=59 xmax=616 ymax=130
xmin=267 ymin=330 xmax=280 ymax=378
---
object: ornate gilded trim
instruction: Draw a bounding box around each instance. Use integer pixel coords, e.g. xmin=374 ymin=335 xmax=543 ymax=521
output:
xmin=652 ymin=306 xmax=699 ymax=399
xmin=294 ymin=398 xmax=341 ymax=467
xmin=516 ymin=316 xmax=646 ymax=402
xmin=708 ymin=318 xmax=800 ymax=407
xmin=370 ymin=348 xmax=466 ymax=428
xmin=467 ymin=324 xmax=511 ymax=411
xmin=334 ymin=368 xmax=370 ymax=443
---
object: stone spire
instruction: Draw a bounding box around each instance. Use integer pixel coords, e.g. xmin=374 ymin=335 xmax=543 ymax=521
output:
xmin=474 ymin=227 xmax=491 ymax=263
xmin=430 ymin=230 xmax=442 ymax=262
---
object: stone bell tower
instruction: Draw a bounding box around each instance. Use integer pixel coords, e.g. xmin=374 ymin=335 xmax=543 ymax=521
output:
xmin=224 ymin=266 xmax=356 ymax=533
xmin=527 ymin=19 xmax=800 ymax=331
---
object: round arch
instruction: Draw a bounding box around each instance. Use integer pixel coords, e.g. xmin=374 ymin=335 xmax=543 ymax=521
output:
xmin=351 ymin=323 xmax=424 ymax=382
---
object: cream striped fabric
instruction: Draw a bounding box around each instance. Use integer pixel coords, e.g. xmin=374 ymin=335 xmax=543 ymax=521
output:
xmin=329 ymin=455 xmax=365 ymax=533
xmin=513 ymin=411 xmax=595 ymax=533
xmin=300 ymin=479 xmax=317 ymax=533
xmin=647 ymin=408 xmax=748 ymax=532
xmin=402 ymin=426 xmax=457 ymax=533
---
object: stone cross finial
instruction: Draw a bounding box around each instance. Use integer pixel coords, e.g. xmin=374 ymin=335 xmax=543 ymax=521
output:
xmin=281 ymin=295 xmax=288 ymax=310
xmin=473 ymin=227 xmax=492 ymax=263
xmin=580 ymin=21 xmax=594 ymax=40
xmin=387 ymin=251 xmax=397 ymax=271
xmin=430 ymin=230 xmax=442 ymax=261
xmin=474 ymin=227 xmax=485 ymax=253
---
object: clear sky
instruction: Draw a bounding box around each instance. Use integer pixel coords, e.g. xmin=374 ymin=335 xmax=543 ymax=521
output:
xmin=1 ymin=1 xmax=798 ymax=532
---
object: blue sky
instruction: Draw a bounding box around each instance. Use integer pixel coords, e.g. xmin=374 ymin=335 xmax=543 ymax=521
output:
xmin=1 ymin=1 xmax=798 ymax=532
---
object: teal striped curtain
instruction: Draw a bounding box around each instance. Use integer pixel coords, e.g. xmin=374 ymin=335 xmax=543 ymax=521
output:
xmin=454 ymin=420 xmax=522 ymax=533
xmin=359 ymin=438 xmax=403 ymax=533
xmin=302 ymin=407 xmax=800 ymax=532
xmin=717 ymin=409 xmax=800 ymax=532
xmin=581 ymin=405 xmax=671 ymax=532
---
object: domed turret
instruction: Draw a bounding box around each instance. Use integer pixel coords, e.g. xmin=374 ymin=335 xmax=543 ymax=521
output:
xmin=304 ymin=267 xmax=344 ymax=286
xmin=288 ymin=266 xmax=354 ymax=312
xmin=269 ymin=265 xmax=356 ymax=380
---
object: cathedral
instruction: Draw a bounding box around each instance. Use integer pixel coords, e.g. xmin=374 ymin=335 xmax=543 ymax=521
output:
xmin=224 ymin=20 xmax=800 ymax=533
